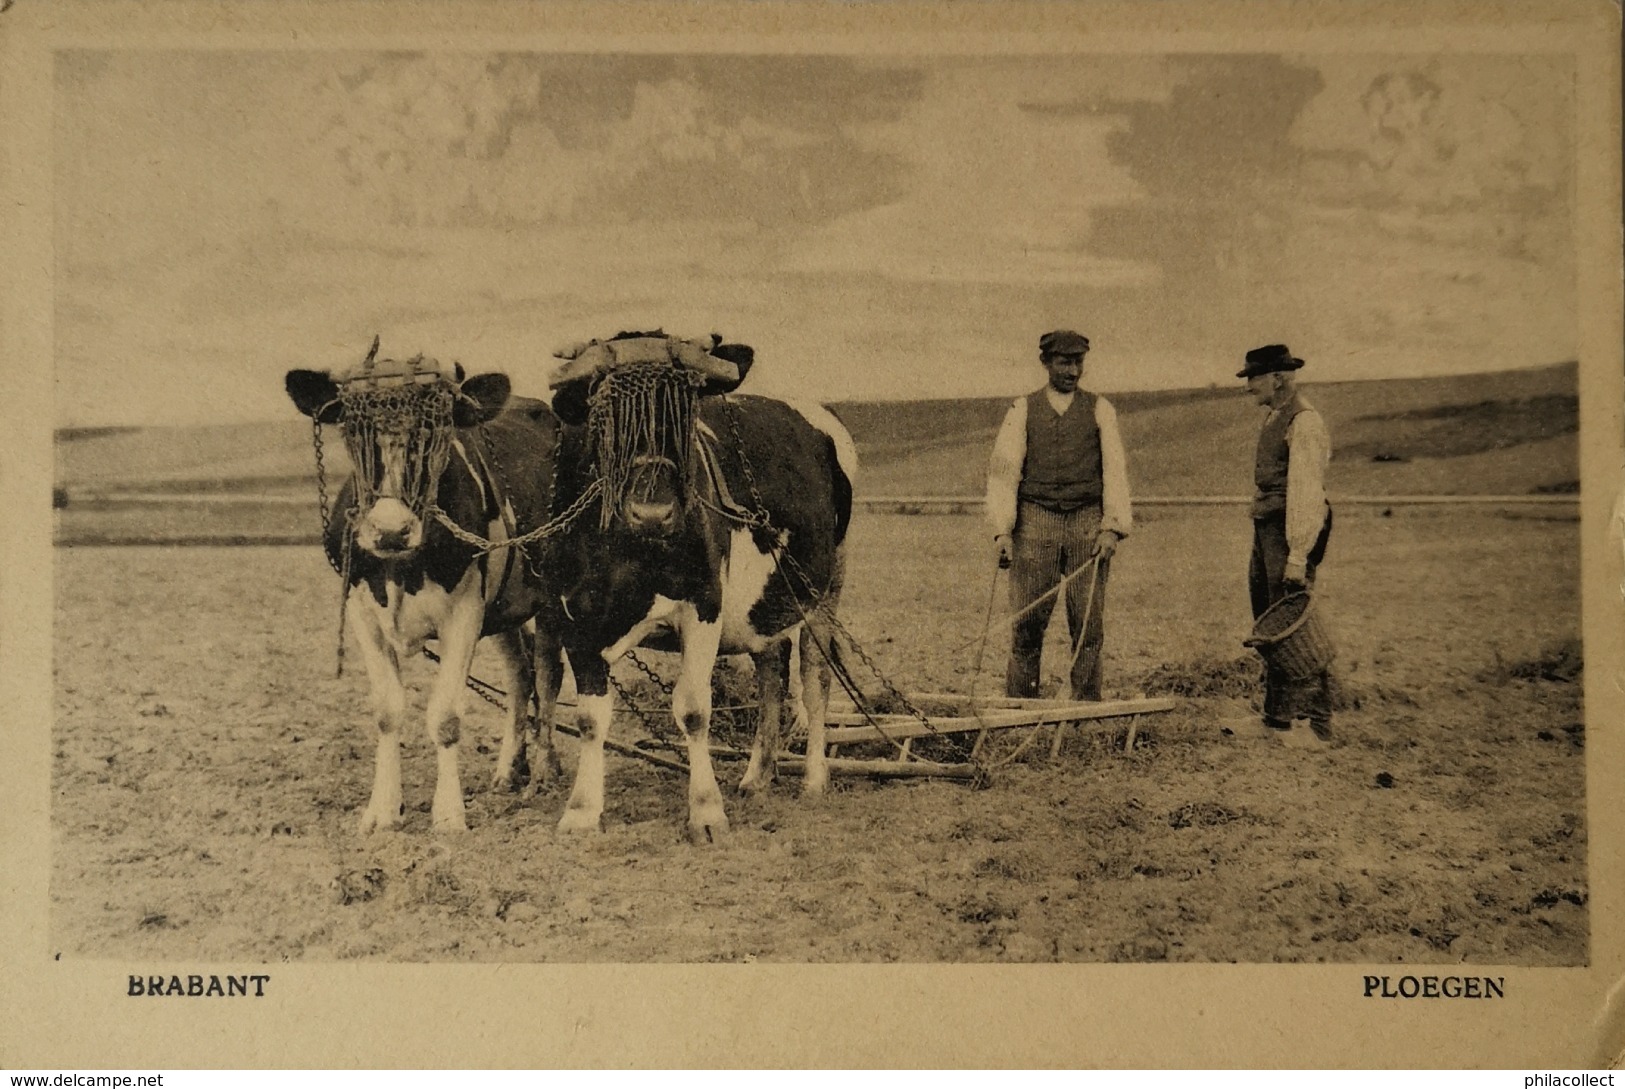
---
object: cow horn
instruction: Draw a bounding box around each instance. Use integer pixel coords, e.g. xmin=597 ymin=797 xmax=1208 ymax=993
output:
xmin=363 ymin=334 xmax=380 ymax=370
xmin=548 ymin=341 xmax=615 ymax=388
xmin=670 ymin=338 xmax=741 ymax=385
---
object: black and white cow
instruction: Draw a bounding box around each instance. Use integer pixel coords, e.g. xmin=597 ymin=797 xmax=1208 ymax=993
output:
xmin=286 ymin=342 xmax=566 ymax=834
xmin=544 ymin=332 xmax=857 ymax=844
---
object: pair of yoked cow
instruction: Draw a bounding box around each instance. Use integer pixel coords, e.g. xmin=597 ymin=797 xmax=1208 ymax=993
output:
xmin=285 ymin=331 xmax=858 ymax=845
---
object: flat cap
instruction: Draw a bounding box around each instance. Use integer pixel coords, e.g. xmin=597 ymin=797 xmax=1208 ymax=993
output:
xmin=1039 ymin=329 xmax=1091 ymax=356
xmin=1237 ymin=343 xmax=1305 ymax=379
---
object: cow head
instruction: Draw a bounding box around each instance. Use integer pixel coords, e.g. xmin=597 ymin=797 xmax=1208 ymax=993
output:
xmin=287 ymin=338 xmax=511 ymax=558
xmin=550 ymin=331 xmax=752 ymax=538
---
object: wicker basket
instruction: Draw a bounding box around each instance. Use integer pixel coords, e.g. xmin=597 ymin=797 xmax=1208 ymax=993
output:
xmin=1245 ymin=592 xmax=1336 ymax=680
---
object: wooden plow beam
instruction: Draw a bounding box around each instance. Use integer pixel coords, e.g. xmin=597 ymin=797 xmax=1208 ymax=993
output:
xmin=816 ymin=693 xmax=1178 ymax=777
xmin=609 ymin=691 xmax=1178 ymax=783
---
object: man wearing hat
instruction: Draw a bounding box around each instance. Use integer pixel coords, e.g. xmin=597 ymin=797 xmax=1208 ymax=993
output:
xmin=986 ymin=329 xmax=1133 ymax=700
xmin=1239 ymin=343 xmax=1335 ymax=741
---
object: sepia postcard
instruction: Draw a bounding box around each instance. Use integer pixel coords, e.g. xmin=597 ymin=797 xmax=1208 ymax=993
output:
xmin=2 ymin=0 xmax=1622 ymax=1070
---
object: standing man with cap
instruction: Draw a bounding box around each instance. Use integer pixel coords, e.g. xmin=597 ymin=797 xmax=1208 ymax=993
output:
xmin=1239 ymin=343 xmax=1335 ymax=741
xmin=986 ymin=329 xmax=1133 ymax=700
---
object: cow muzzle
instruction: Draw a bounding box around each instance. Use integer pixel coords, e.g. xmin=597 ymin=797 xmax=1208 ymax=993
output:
xmin=356 ymin=496 xmax=424 ymax=557
xmin=621 ymin=456 xmax=681 ymax=536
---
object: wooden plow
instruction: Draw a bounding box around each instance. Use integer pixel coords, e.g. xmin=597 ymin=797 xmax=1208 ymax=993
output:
xmin=616 ymin=692 xmax=1177 ymax=782
xmin=770 ymin=693 xmax=1179 ymax=781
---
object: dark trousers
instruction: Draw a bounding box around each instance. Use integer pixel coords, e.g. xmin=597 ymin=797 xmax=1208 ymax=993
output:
xmin=1007 ymin=502 xmax=1109 ymax=700
xmin=1249 ymin=509 xmax=1333 ymax=726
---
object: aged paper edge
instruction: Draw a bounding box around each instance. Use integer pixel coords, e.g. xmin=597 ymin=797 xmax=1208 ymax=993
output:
xmin=1 ymin=0 xmax=1621 ymax=1070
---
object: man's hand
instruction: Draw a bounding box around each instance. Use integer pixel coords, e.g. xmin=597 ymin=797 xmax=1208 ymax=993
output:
xmin=1283 ymin=558 xmax=1308 ymax=594
xmin=1091 ymin=529 xmax=1120 ymax=562
xmin=994 ymin=534 xmax=1014 ymax=570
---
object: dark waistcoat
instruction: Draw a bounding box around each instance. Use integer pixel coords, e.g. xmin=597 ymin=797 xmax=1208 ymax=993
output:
xmin=1019 ymin=389 xmax=1103 ymax=512
xmin=1252 ymin=395 xmax=1308 ymax=519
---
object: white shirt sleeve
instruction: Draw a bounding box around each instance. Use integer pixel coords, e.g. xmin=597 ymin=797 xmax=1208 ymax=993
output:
xmin=985 ymin=397 xmax=1027 ymax=537
xmin=1095 ymin=396 xmax=1133 ymax=538
xmin=1284 ymin=408 xmax=1331 ymax=566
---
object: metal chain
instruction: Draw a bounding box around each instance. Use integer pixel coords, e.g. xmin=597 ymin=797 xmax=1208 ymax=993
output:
xmin=311 ymin=416 xmax=342 ymax=576
xmin=310 ymin=414 xmax=354 ymax=678
xmin=625 ymin=649 xmax=676 ymax=696
xmin=781 ymin=552 xmax=955 ymax=757
xmin=428 ymin=477 xmax=603 ymax=553
xmin=715 ymin=396 xmax=968 ymax=765
xmin=420 ymin=645 xmax=684 ymax=772
xmin=607 ymin=672 xmax=688 ymax=756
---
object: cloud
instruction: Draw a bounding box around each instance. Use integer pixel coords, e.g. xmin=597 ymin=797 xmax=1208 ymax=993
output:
xmin=788 ymin=62 xmax=1157 ymax=286
xmin=52 ymin=50 xmax=1578 ymax=426
xmin=306 ymin=54 xmax=916 ymax=230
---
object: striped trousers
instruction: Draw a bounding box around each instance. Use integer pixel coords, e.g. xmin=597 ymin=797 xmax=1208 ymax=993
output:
xmin=1006 ymin=501 xmax=1109 ymax=700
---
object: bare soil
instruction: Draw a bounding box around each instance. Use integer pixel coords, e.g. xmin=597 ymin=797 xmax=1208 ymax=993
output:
xmin=50 ymin=507 xmax=1586 ymax=963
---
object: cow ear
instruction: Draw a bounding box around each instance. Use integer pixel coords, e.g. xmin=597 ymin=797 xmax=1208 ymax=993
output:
xmin=286 ymin=370 xmax=342 ymax=423
xmin=551 ymin=379 xmax=591 ymax=426
xmin=454 ymin=373 xmax=511 ymax=426
xmin=709 ymin=343 xmax=754 ymax=391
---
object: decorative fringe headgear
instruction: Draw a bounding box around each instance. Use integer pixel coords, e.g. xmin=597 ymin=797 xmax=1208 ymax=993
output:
xmin=584 ymin=361 xmax=705 ymax=529
xmin=336 ymin=338 xmax=459 ymax=517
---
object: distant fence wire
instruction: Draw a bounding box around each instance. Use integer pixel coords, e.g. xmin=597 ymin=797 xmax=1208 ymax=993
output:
xmin=60 ymin=490 xmax=1584 ymax=511
xmin=52 ymin=490 xmax=1581 ymax=549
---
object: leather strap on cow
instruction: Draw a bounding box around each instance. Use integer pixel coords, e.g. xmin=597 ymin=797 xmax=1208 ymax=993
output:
xmin=692 ymin=421 xmax=756 ymax=526
xmin=464 ymin=433 xmax=522 ymax=605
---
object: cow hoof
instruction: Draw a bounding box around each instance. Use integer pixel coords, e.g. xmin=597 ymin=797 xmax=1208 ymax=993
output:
xmin=556 ymin=808 xmax=603 ymax=835
xmin=800 ymin=774 xmax=828 ymax=800
xmin=490 ymin=768 xmax=519 ymax=793
xmin=736 ymin=773 xmax=774 ymax=798
xmin=687 ymin=813 xmax=731 ymax=846
xmin=432 ymin=813 xmax=469 ymax=835
xmin=357 ymin=807 xmax=403 ymax=835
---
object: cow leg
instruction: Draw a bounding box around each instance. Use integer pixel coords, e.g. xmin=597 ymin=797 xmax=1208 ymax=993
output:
xmin=799 ymin=546 xmax=845 ymax=798
xmin=799 ymin=621 xmax=834 ymax=798
xmin=489 ymin=628 xmax=534 ymax=794
xmin=348 ymin=599 xmax=407 ymax=834
xmin=422 ymin=586 xmax=484 ymax=834
xmin=522 ymin=624 xmax=566 ymax=799
xmin=786 ymin=635 xmax=809 ymax=736
xmin=675 ymin=610 xmax=729 ymax=844
xmin=739 ymin=638 xmax=792 ymax=797
xmin=558 ymin=651 xmax=611 ymax=834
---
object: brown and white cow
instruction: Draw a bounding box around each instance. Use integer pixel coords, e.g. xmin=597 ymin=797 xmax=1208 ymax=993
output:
xmin=286 ymin=341 xmax=566 ymax=833
xmin=542 ymin=332 xmax=857 ymax=844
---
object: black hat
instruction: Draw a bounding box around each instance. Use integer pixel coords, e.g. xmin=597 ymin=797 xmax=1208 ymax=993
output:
xmin=1237 ymin=344 xmax=1304 ymax=379
xmin=1039 ymin=329 xmax=1090 ymax=356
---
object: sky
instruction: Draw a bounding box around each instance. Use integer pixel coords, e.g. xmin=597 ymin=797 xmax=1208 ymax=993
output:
xmin=54 ymin=50 xmax=1577 ymax=426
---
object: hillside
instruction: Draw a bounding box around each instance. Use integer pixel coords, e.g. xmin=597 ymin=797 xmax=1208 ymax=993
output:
xmin=831 ymin=362 xmax=1579 ymax=497
xmin=56 ymin=362 xmax=1579 ymax=499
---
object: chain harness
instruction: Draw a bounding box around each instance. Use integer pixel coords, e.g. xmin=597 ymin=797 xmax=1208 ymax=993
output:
xmin=710 ymin=397 xmax=1001 ymax=783
xmin=310 ymin=413 xmax=353 ymax=677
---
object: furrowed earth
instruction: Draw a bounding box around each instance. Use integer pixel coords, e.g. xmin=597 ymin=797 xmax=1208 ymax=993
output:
xmin=50 ymin=504 xmax=1585 ymax=964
